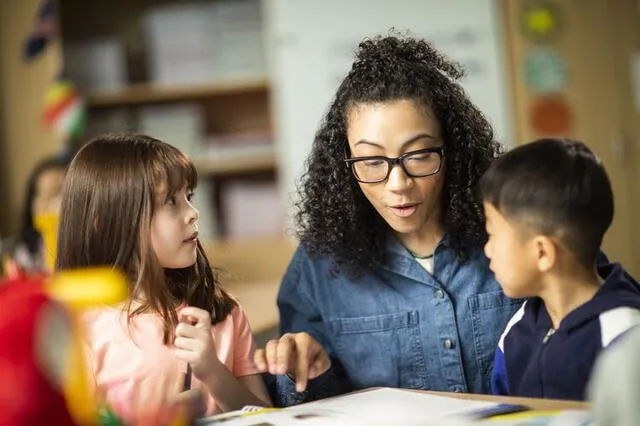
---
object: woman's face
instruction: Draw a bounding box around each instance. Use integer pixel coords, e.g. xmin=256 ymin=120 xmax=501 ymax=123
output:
xmin=346 ymin=99 xmax=445 ymax=245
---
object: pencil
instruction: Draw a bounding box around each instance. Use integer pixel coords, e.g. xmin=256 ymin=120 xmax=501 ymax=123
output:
xmin=183 ymin=364 xmax=192 ymax=391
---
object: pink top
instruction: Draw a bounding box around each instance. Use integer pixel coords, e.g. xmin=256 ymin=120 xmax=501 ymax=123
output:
xmin=82 ymin=306 xmax=258 ymax=420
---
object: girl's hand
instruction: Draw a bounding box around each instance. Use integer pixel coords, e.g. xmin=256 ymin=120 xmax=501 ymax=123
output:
xmin=173 ymin=306 xmax=221 ymax=383
xmin=254 ymin=332 xmax=331 ymax=392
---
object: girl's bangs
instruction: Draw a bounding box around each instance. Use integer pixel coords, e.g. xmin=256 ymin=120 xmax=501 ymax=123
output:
xmin=152 ymin=147 xmax=198 ymax=197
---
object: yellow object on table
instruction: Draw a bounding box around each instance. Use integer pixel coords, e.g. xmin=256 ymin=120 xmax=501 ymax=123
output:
xmin=489 ymin=410 xmax=560 ymax=421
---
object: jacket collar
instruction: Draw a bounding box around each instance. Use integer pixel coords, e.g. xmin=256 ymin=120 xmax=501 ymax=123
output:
xmin=382 ymin=233 xmax=456 ymax=283
xmin=530 ymin=263 xmax=640 ymax=331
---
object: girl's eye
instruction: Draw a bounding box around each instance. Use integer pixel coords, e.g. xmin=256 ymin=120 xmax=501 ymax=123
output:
xmin=187 ymin=192 xmax=195 ymax=202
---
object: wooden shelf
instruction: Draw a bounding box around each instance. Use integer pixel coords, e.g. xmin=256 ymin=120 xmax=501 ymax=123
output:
xmin=192 ymin=149 xmax=277 ymax=176
xmin=224 ymin=279 xmax=281 ymax=334
xmin=203 ymin=237 xmax=296 ymax=280
xmin=87 ymin=78 xmax=269 ymax=107
xmin=202 ymin=237 xmax=297 ymax=334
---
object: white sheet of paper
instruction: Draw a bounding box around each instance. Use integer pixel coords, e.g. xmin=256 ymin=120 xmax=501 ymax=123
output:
xmin=198 ymin=388 xmax=497 ymax=426
xmin=286 ymin=388 xmax=496 ymax=424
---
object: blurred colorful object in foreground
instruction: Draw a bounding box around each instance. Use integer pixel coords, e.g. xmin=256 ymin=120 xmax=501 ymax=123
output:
xmin=43 ymin=79 xmax=87 ymax=140
xmin=0 ymin=268 xmax=127 ymax=425
xmin=48 ymin=269 xmax=130 ymax=424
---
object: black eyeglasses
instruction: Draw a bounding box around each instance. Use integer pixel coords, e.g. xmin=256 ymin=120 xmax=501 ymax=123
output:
xmin=344 ymin=147 xmax=444 ymax=183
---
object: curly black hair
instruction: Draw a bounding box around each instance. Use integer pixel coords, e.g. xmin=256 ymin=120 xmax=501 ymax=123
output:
xmin=295 ymin=33 xmax=502 ymax=278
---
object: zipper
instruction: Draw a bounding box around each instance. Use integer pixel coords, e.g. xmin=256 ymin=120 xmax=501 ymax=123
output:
xmin=537 ymin=327 xmax=556 ymax=398
xmin=542 ymin=328 xmax=556 ymax=344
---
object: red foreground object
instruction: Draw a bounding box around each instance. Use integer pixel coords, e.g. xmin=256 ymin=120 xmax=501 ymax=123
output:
xmin=0 ymin=276 xmax=77 ymax=426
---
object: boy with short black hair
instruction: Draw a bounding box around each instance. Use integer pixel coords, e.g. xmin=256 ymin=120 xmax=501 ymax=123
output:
xmin=480 ymin=137 xmax=640 ymax=400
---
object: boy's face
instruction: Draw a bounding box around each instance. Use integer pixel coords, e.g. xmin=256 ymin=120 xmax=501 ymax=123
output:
xmin=483 ymin=202 xmax=541 ymax=298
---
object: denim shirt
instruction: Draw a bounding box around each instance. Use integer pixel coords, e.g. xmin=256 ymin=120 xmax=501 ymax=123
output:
xmin=270 ymin=235 xmax=523 ymax=405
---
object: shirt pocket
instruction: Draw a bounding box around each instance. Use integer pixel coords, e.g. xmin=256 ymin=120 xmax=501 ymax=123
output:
xmin=468 ymin=291 xmax=524 ymax=378
xmin=327 ymin=311 xmax=426 ymax=389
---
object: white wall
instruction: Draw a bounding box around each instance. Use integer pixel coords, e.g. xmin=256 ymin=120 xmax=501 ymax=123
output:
xmin=263 ymin=0 xmax=512 ymax=227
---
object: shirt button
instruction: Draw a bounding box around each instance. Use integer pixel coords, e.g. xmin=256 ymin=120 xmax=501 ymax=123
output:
xmin=435 ymin=289 xmax=445 ymax=299
xmin=444 ymin=339 xmax=454 ymax=349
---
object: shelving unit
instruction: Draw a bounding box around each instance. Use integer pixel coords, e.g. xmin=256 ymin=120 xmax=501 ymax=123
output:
xmin=203 ymin=237 xmax=295 ymax=334
xmin=58 ymin=0 xmax=283 ymax=237
xmin=192 ymin=149 xmax=276 ymax=176
xmin=85 ymin=76 xmax=276 ymax=178
xmin=87 ymin=78 xmax=269 ymax=108
xmin=57 ymin=0 xmax=293 ymax=333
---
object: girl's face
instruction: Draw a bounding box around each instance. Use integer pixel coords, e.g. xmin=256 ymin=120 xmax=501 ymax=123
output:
xmin=150 ymin=184 xmax=200 ymax=269
xmin=346 ymin=99 xmax=446 ymax=246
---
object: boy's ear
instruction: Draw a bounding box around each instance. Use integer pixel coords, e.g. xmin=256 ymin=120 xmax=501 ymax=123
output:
xmin=533 ymin=235 xmax=557 ymax=272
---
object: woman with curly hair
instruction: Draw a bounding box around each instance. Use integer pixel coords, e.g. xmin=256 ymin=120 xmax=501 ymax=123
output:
xmin=256 ymin=33 xmax=523 ymax=404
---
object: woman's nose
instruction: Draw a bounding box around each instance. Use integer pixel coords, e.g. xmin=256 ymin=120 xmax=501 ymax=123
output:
xmin=386 ymin=164 xmax=412 ymax=192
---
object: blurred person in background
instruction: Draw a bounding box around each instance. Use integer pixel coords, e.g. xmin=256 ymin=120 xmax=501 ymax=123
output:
xmin=2 ymin=154 xmax=69 ymax=276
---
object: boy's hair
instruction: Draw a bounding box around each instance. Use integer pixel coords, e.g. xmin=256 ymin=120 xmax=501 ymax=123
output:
xmin=56 ymin=134 xmax=236 ymax=343
xmin=480 ymin=138 xmax=613 ymax=268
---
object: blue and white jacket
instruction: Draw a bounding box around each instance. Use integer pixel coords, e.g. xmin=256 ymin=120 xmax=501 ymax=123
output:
xmin=491 ymin=263 xmax=640 ymax=400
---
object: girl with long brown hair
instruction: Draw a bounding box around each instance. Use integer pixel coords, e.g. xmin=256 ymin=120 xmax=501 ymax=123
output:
xmin=56 ymin=134 xmax=270 ymax=420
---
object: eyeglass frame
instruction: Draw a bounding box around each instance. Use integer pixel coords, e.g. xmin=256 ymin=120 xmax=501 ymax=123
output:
xmin=344 ymin=146 xmax=445 ymax=183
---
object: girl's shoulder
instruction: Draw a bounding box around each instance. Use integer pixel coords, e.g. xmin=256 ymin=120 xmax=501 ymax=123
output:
xmin=212 ymin=305 xmax=245 ymax=330
xmin=211 ymin=305 xmax=254 ymax=340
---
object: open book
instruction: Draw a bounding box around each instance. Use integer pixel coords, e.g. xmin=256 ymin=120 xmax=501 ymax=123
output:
xmin=195 ymin=388 xmax=527 ymax=426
